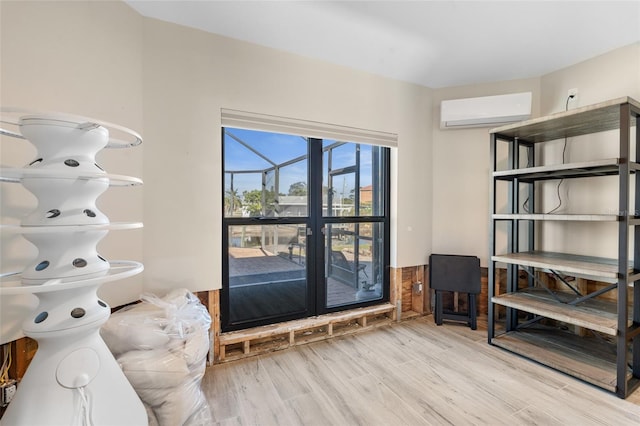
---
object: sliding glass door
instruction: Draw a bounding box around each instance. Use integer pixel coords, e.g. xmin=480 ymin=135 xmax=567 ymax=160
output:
xmin=322 ymin=141 xmax=388 ymax=308
xmin=222 ymin=128 xmax=389 ymax=332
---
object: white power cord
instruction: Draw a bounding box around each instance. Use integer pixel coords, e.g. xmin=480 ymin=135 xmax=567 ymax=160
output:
xmin=74 ymin=386 xmax=94 ymax=426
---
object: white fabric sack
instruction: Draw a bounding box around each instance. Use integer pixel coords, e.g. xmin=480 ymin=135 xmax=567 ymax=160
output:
xmin=118 ymin=349 xmax=189 ymax=389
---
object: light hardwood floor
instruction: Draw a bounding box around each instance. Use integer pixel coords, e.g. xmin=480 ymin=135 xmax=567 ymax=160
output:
xmin=202 ymin=316 xmax=640 ymax=425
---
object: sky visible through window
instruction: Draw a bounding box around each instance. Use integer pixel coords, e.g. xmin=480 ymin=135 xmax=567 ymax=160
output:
xmin=224 ymin=128 xmax=373 ymax=197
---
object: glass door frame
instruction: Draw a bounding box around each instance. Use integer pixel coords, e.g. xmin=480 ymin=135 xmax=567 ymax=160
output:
xmin=314 ymin=140 xmax=391 ymax=315
xmin=221 ymin=131 xmax=390 ymax=332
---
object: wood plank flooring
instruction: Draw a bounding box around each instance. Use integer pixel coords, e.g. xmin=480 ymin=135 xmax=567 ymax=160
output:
xmin=202 ymin=316 xmax=640 ymax=425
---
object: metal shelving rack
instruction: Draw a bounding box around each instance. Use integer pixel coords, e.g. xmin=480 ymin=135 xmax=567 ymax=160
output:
xmin=488 ymin=96 xmax=640 ymax=398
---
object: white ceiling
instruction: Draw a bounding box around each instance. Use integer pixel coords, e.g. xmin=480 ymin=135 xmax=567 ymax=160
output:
xmin=125 ymin=0 xmax=640 ymax=88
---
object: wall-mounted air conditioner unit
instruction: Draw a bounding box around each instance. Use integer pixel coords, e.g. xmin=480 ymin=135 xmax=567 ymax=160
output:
xmin=440 ymin=92 xmax=532 ymax=129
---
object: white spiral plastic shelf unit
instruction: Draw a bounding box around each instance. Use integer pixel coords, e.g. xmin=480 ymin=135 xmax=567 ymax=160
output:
xmin=0 ymin=110 xmax=146 ymax=426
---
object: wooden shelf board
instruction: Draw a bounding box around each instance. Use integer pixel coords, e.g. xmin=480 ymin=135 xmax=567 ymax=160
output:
xmin=493 ymin=158 xmax=621 ymax=181
xmin=492 ymin=288 xmax=620 ymax=335
xmin=491 ymin=251 xmax=625 ymax=280
xmin=491 ymin=327 xmax=628 ymax=392
xmin=491 ymin=96 xmax=640 ymax=143
xmin=492 ymin=213 xmax=619 ymax=221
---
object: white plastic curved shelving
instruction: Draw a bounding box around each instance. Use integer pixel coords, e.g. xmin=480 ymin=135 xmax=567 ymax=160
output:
xmin=0 ymin=167 xmax=142 ymax=186
xmin=1 ymin=107 xmax=142 ymax=148
xmin=0 ymin=222 xmax=143 ymax=233
xmin=0 ymin=261 xmax=144 ymax=295
xmin=0 ymin=109 xmax=148 ymax=425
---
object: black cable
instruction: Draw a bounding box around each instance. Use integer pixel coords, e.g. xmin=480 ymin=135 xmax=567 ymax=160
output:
xmin=547 ymin=94 xmax=574 ymax=214
xmin=522 ymin=149 xmax=532 ymax=213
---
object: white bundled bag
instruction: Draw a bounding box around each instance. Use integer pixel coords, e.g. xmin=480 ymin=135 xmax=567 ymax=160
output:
xmin=101 ymin=288 xmax=212 ymax=426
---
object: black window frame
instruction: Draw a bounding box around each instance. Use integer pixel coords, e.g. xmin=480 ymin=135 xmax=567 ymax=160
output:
xmin=221 ymin=129 xmax=390 ymax=332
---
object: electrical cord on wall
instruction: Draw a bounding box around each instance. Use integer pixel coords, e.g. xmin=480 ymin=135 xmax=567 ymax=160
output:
xmin=547 ymin=94 xmax=575 ymax=214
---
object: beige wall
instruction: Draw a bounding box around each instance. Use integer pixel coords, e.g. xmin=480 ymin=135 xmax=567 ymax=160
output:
xmin=0 ymin=1 xmax=433 ymax=341
xmin=140 ymin=18 xmax=434 ymax=295
xmin=0 ymin=0 xmax=144 ymax=343
xmin=431 ymin=42 xmax=640 ymax=266
xmin=537 ymin=43 xmax=640 ymax=260
xmin=431 ymin=78 xmax=541 ymax=265
xmin=541 ymin=43 xmax=640 ymax=115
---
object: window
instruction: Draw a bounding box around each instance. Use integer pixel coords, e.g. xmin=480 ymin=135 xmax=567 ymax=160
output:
xmin=222 ymin=123 xmax=391 ymax=332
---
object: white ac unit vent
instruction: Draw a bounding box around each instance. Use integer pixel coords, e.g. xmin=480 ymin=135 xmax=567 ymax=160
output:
xmin=440 ymin=92 xmax=532 ymax=129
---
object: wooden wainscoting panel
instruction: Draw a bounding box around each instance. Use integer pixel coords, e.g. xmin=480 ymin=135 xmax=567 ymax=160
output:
xmin=401 ymin=267 xmax=414 ymax=312
xmin=410 ymin=265 xmax=429 ymax=314
xmin=423 ymin=265 xmax=431 ymax=313
xmin=210 ymin=290 xmax=220 ymax=365
xmin=390 ymin=267 xmax=402 ymax=314
xmin=9 ymin=337 xmax=37 ymax=381
xmin=390 ymin=265 xmax=431 ymax=316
